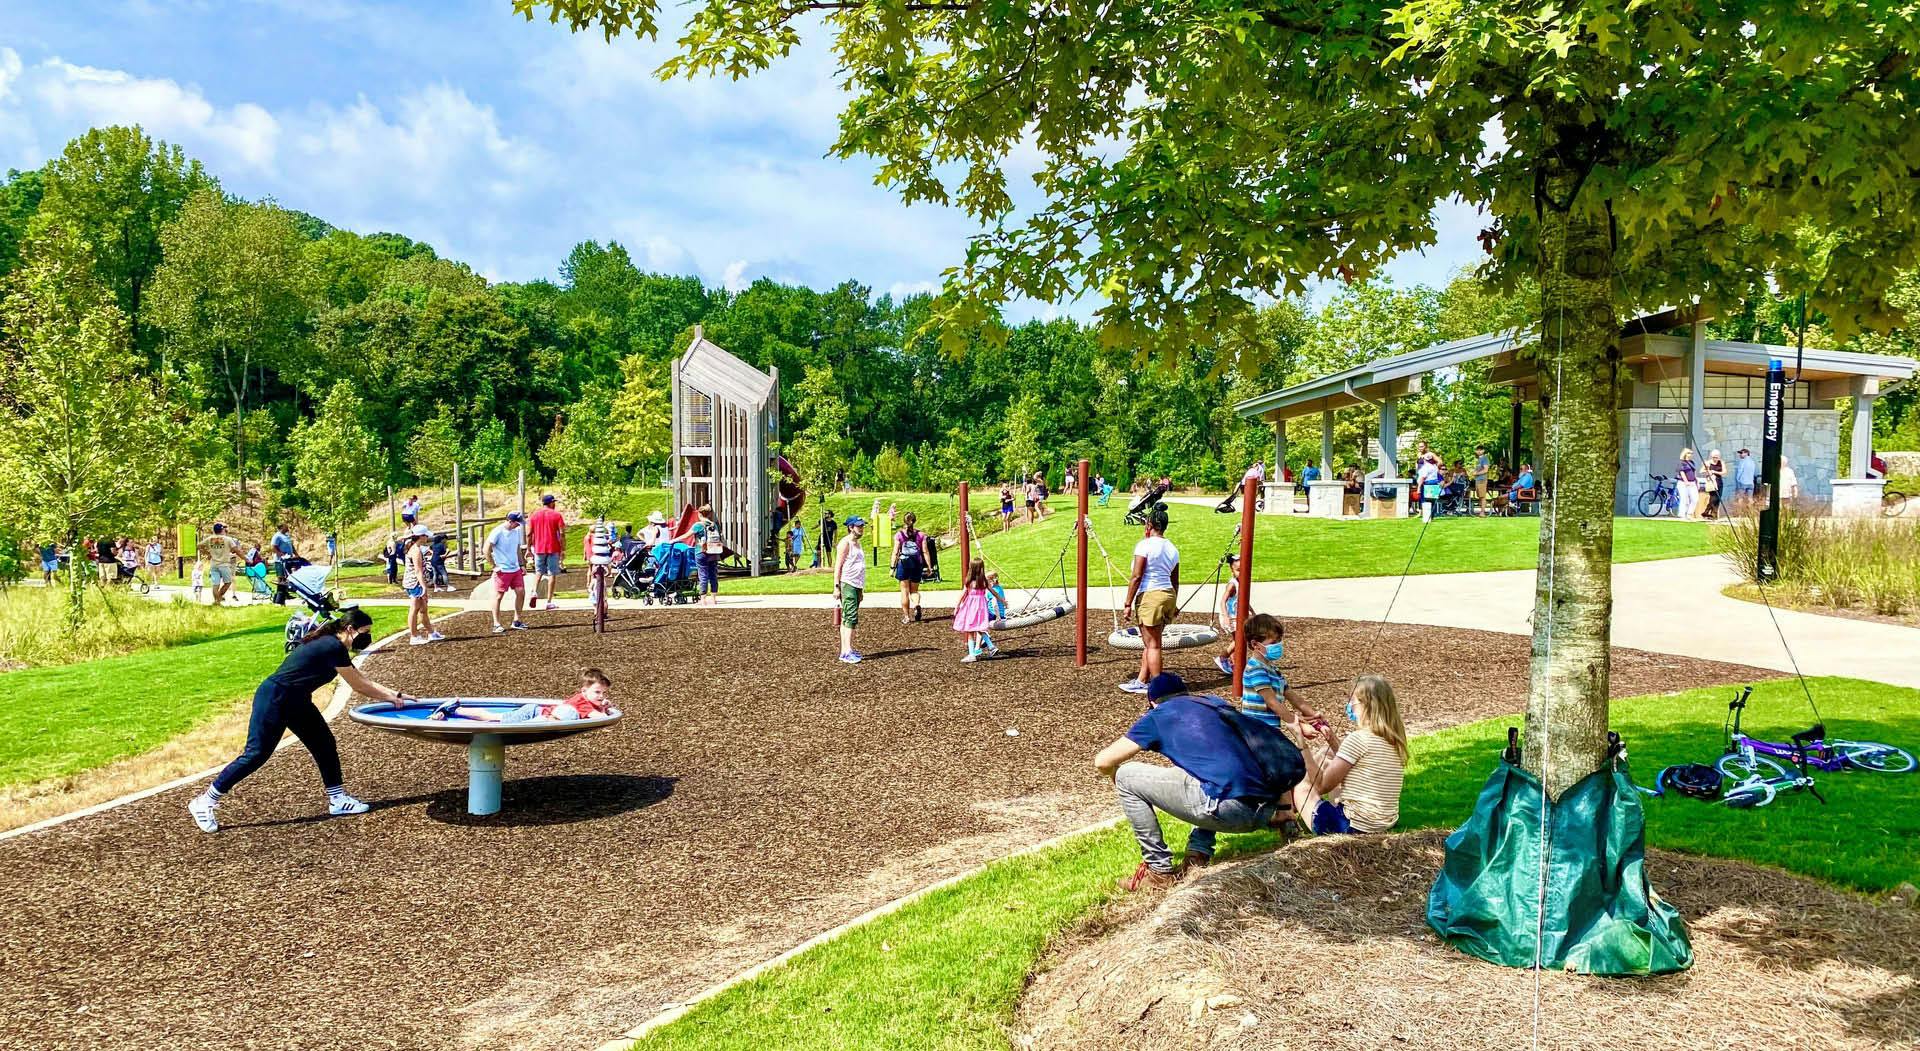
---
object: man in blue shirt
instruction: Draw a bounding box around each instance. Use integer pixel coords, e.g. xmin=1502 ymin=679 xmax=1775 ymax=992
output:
xmin=1095 ymin=674 xmax=1300 ymax=890
xmin=1733 ymin=448 xmax=1759 ymax=507
xmin=1302 ymin=463 xmax=1321 ymax=484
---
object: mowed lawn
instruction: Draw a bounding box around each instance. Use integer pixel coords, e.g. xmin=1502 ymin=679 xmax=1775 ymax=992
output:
xmin=0 ymin=606 xmax=415 ymax=788
xmin=633 ymin=677 xmax=1919 ymax=1051
xmin=719 ymin=502 xmax=1717 ymax=596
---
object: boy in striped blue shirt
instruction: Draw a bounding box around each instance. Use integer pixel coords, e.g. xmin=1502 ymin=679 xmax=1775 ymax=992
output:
xmin=1237 ymin=614 xmax=1324 ymax=729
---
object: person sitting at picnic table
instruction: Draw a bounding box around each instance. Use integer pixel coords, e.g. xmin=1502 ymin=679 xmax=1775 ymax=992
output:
xmin=1094 ymin=673 xmax=1304 ymax=890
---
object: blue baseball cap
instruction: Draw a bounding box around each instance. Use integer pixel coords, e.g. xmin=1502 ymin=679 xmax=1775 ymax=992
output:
xmin=506 ymin=511 xmax=523 ymax=523
xmin=844 ymin=514 xmax=867 ymax=527
xmin=1145 ymin=672 xmax=1187 ymax=703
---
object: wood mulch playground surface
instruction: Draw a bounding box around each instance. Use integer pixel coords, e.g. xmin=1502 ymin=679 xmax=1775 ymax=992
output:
xmin=0 ymin=608 xmax=1773 ymax=1050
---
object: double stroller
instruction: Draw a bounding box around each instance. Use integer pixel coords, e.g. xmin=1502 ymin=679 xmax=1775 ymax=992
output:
xmin=613 ymin=540 xmax=699 ymax=605
xmin=281 ymin=564 xmax=346 ymax=652
xmin=1123 ymin=482 xmax=1170 ymax=526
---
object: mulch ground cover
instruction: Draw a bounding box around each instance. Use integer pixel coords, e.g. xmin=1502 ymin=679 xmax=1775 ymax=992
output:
xmin=1019 ymin=831 xmax=1920 ymax=1050
xmin=0 ymin=608 xmax=1772 ymax=1050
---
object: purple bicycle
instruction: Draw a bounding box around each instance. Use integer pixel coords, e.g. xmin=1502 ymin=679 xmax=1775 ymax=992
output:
xmin=1716 ymin=686 xmax=1916 ymax=791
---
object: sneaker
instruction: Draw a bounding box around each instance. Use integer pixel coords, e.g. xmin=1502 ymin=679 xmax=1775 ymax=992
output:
xmin=1214 ymin=655 xmax=1233 ymax=675
xmin=327 ymin=793 xmax=370 ymax=817
xmin=510 ymin=621 xmax=529 ymax=631
xmin=961 ymin=651 xmax=979 ymax=663
xmin=1182 ymin=851 xmax=1211 ymax=873
xmin=188 ymin=793 xmax=220 ymax=833
xmin=1118 ymin=679 xmax=1149 ymax=695
xmin=914 ymin=606 xmax=923 ymax=622
xmin=409 ymin=635 xmax=431 ymax=646
xmin=427 ymin=632 xmax=445 ymax=642
xmin=492 ymin=623 xmax=506 ymax=634
xmin=1117 ymin=863 xmax=1177 ymax=893
xmin=839 ymin=652 xmax=863 ymax=664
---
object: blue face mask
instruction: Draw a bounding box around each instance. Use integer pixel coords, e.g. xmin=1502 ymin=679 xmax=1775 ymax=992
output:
xmin=1346 ymin=700 xmax=1358 ymax=724
xmin=1263 ymin=641 xmax=1284 ymax=662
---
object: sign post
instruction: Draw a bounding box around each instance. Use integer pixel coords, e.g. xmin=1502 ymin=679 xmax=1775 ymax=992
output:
xmin=1757 ymin=358 xmax=1785 ymax=583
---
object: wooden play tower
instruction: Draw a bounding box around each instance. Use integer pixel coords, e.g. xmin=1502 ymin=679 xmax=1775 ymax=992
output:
xmin=669 ymin=326 xmax=780 ymax=575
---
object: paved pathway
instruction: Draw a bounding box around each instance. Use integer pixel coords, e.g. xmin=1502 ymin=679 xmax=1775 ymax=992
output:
xmin=144 ymin=553 xmax=1920 ymax=690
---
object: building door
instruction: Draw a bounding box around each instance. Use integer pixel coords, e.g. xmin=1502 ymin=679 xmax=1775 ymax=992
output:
xmin=1649 ymin=424 xmax=1687 ymax=480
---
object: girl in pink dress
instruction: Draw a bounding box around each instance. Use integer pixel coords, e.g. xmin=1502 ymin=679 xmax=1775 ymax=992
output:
xmin=953 ymin=558 xmax=996 ymax=662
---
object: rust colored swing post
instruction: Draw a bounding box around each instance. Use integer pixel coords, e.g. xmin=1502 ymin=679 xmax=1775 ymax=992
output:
xmin=958 ymin=480 xmax=970 ymax=579
xmin=1231 ymin=474 xmax=1257 ymax=697
xmin=1076 ymin=459 xmax=1089 ymax=667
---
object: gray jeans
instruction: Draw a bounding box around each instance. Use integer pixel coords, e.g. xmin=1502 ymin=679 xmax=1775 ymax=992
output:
xmin=1115 ymin=762 xmax=1273 ymax=873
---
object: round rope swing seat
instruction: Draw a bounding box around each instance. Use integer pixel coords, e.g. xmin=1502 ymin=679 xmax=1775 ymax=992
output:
xmin=1107 ymin=623 xmax=1220 ymax=650
xmin=349 ymin=698 xmax=623 ymax=816
xmin=990 ymin=597 xmax=1075 ymax=631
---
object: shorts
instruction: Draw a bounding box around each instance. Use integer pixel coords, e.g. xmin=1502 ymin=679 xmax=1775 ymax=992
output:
xmin=1473 ymin=479 xmax=1488 ymax=496
xmin=405 ymin=585 xmax=426 ymax=599
xmin=1025 ymin=499 xmax=1036 ymax=509
xmin=840 ymin=586 xmax=862 ymax=628
xmin=1001 ymin=501 xmax=1013 ymax=515
xmin=1310 ymin=800 xmax=1355 ymax=835
xmin=495 ymin=569 xmax=525 ymax=591
xmin=1137 ymin=589 xmax=1177 ymax=627
xmin=894 ymin=556 xmax=924 ymax=583
xmin=208 ymin=564 xmax=235 ymax=585
xmin=535 ymin=552 xmax=562 ymax=576
xmin=41 ymin=559 xmax=58 ymax=573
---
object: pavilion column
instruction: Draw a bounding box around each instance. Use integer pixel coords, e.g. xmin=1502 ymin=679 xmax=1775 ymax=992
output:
xmin=1320 ymin=410 xmax=1335 ymax=478
xmin=1850 ymin=384 xmax=1877 ymax=478
xmin=1379 ymin=396 xmax=1399 ymax=476
xmin=1510 ymin=395 xmax=1525 ymax=467
xmin=1686 ymin=322 xmax=1707 ymax=451
xmin=1273 ymin=421 xmax=1287 ymax=474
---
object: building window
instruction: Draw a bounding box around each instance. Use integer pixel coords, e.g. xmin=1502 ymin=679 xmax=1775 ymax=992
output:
xmin=1657 ymin=376 xmax=1811 ymax=410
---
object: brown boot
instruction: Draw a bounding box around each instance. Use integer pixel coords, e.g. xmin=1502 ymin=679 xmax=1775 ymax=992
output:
xmin=1117 ymin=863 xmax=1177 ymax=893
xmin=1182 ymin=851 xmax=1211 ymax=874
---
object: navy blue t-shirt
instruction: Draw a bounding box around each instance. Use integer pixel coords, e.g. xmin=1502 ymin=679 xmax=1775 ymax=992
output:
xmin=267 ymin=635 xmax=354 ymax=699
xmin=1125 ymin=696 xmax=1269 ymax=801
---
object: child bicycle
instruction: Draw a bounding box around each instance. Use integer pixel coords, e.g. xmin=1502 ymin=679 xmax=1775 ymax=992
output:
xmin=1635 ymin=474 xmax=1680 ymax=517
xmin=1714 ymin=686 xmax=1915 ymax=806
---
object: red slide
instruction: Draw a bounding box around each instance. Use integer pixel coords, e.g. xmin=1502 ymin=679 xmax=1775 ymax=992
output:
xmin=776 ymin=455 xmax=806 ymax=521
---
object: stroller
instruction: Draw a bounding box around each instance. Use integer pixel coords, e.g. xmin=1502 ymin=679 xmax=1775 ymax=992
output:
xmin=242 ymin=559 xmax=274 ymax=599
xmin=1123 ymin=482 xmax=1170 ymax=526
xmin=1214 ymin=489 xmax=1266 ymax=514
xmin=281 ymin=564 xmax=345 ymax=651
xmin=610 ymin=543 xmax=653 ymax=600
xmin=643 ymin=541 xmax=699 ymax=605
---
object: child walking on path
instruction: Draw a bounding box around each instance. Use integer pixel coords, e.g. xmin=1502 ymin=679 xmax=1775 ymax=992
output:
xmin=952 ymin=558 xmax=998 ymax=662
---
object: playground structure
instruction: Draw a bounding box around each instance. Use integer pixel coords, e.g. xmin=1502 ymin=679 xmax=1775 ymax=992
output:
xmin=670 ymin=327 xmax=796 ymax=576
xmin=347 ymin=698 xmax=623 ymax=816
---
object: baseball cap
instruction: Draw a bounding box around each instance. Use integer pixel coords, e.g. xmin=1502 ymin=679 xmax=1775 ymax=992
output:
xmin=1738 ymin=448 xmax=1751 ymax=454
xmin=844 ymin=514 xmax=867 ymax=527
xmin=507 ymin=511 xmax=523 ymax=523
xmin=212 ymin=522 xmax=225 ymax=533
xmin=542 ymin=494 xmax=556 ymax=505
xmin=1144 ymin=672 xmax=1187 ymax=703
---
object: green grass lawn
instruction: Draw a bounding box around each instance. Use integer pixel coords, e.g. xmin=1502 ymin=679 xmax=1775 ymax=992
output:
xmin=0 ymin=606 xmax=416 ymax=788
xmin=633 ymin=676 xmax=1918 ymax=1050
xmin=717 ymin=502 xmax=1717 ymax=597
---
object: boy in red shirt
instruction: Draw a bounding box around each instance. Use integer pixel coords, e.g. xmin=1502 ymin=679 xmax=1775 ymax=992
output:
xmin=430 ymin=668 xmax=614 ymax=724
xmin=527 ymin=494 xmax=567 ymax=610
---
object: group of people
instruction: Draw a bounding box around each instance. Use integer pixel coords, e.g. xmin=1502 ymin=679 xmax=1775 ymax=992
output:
xmin=40 ymin=535 xmax=167 ymax=589
xmin=1408 ymin=442 xmax=1534 ymax=521
xmin=1672 ymin=447 xmax=1787 ymax=520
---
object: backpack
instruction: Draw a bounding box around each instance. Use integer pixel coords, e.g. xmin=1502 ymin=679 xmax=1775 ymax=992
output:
xmin=1186 ymin=694 xmax=1306 ymax=802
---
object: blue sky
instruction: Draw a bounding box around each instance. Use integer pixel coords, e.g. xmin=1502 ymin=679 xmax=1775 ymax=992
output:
xmin=0 ymin=0 xmax=1483 ymax=315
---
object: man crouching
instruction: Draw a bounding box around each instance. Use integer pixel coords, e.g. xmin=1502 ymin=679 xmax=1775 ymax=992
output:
xmin=1094 ymin=673 xmax=1304 ymax=891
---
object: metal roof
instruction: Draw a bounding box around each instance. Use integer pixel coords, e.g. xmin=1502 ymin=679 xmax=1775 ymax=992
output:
xmin=678 ymin=326 xmax=776 ymax=411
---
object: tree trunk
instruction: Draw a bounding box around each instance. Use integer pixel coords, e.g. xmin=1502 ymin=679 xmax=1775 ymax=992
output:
xmin=1525 ymin=157 xmax=1619 ymax=800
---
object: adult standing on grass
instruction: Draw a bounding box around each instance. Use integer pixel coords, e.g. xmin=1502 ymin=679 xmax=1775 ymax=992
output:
xmin=402 ymin=525 xmax=442 ymax=646
xmin=1119 ymin=505 xmax=1179 ymax=695
xmin=271 ymin=523 xmax=298 ymax=565
xmin=528 ymin=493 xmax=566 ymax=611
xmin=1094 ymin=673 xmax=1303 ymax=890
xmin=1733 ymin=448 xmax=1758 ymax=510
xmin=1032 ymin=471 xmax=1052 ymax=520
xmin=39 ymin=539 xmax=59 ymax=585
xmin=815 ymin=507 xmax=837 ymax=569
xmin=1675 ymin=448 xmax=1700 ymax=521
xmin=188 ymin=606 xmax=413 ymax=834
xmin=94 ymin=535 xmax=116 ymax=586
xmin=144 ymin=535 xmax=165 ymax=584
xmin=834 ymin=514 xmax=868 ymax=663
xmin=1473 ymin=445 xmax=1491 ymax=516
xmin=201 ymin=522 xmax=242 ymax=605
xmin=487 ymin=511 xmax=529 ymax=634
xmin=892 ymin=510 xmax=928 ymax=622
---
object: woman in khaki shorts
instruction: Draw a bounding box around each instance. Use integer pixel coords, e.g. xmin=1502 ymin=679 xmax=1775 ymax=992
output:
xmin=1120 ymin=506 xmax=1180 ymax=695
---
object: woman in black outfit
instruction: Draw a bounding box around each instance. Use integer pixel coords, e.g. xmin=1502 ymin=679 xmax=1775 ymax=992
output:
xmin=188 ymin=607 xmax=413 ymax=833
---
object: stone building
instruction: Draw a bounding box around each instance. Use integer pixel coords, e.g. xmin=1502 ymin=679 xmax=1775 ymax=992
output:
xmin=1234 ymin=308 xmax=1916 ymax=517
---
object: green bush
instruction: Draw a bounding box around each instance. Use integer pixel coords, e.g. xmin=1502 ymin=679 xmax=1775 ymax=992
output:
xmin=1717 ymin=508 xmax=1920 ymax=614
xmin=0 ymin=586 xmax=283 ymax=670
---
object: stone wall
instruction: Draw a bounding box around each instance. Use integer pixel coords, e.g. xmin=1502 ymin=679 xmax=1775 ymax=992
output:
xmin=1883 ymin=450 xmax=1920 ymax=476
xmin=1617 ymin=407 xmax=1839 ymax=513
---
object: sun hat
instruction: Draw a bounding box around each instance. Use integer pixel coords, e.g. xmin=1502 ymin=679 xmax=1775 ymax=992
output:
xmin=647 ymin=511 xmax=667 ymax=525
xmin=410 ymin=524 xmax=431 ymax=537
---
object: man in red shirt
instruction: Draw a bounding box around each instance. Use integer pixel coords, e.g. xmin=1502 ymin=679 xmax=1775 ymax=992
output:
xmin=527 ymin=494 xmax=567 ymax=609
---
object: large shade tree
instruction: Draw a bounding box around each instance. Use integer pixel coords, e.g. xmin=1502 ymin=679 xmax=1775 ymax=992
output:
xmin=521 ymin=0 xmax=1920 ymax=799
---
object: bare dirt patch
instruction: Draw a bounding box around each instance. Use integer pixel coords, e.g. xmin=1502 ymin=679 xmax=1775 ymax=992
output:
xmin=1017 ymin=831 xmax=1920 ymax=1050
xmin=0 ymin=609 xmax=1769 ymax=1050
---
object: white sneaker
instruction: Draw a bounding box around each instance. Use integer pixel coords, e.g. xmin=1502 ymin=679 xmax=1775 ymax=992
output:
xmin=1214 ymin=655 xmax=1233 ymax=675
xmin=492 ymin=623 xmax=506 ymax=634
xmin=409 ymin=635 xmax=431 ymax=646
xmin=328 ymin=794 xmax=370 ymax=817
xmin=188 ymin=793 xmax=220 ymax=833
xmin=427 ymin=632 xmax=445 ymax=642
xmin=961 ymin=652 xmax=979 ymax=663
xmin=1119 ymin=679 xmax=1149 ymax=695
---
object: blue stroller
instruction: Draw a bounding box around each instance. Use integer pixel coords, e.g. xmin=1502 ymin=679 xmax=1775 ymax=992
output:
xmin=645 ymin=541 xmax=699 ymax=605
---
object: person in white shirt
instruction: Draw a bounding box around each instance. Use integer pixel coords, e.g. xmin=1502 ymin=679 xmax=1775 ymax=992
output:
xmin=1120 ymin=506 xmax=1181 ymax=695
xmin=1416 ymin=456 xmax=1443 ymax=523
xmin=486 ymin=512 xmax=528 ymax=634
xmin=639 ymin=510 xmax=669 ymax=548
xmin=834 ymin=515 xmax=869 ymax=664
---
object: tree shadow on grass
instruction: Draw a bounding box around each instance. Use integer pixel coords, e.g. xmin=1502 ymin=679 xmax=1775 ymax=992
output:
xmin=423 ymin=773 xmax=676 ymax=827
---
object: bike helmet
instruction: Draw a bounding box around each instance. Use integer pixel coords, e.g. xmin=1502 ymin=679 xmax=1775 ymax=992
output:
xmin=1654 ymin=764 xmax=1723 ymax=800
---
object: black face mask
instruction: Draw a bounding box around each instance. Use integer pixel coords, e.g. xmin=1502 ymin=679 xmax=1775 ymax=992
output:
xmin=350 ymin=629 xmax=372 ymax=653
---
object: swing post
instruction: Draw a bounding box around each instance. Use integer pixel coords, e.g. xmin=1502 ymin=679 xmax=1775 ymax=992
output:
xmin=1231 ymin=474 xmax=1257 ymax=697
xmin=1076 ymin=459 xmax=1089 ymax=667
xmin=958 ymin=480 xmax=971 ymax=578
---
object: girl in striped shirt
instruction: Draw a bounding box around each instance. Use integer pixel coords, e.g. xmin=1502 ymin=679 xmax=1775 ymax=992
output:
xmin=1293 ymin=675 xmax=1408 ymax=834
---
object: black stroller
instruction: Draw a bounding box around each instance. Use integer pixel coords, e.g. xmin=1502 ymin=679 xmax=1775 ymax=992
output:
xmin=1214 ymin=488 xmax=1266 ymax=514
xmin=610 ymin=544 xmax=653 ymax=600
xmin=281 ymin=564 xmax=345 ymax=651
xmin=1124 ymin=482 xmax=1170 ymax=526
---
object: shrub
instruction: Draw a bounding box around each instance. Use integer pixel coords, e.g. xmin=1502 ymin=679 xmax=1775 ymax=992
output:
xmin=0 ymin=586 xmax=278 ymax=670
xmin=1717 ymin=509 xmax=1920 ymax=615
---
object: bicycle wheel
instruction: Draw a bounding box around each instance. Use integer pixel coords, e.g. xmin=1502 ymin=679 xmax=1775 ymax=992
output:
xmin=1883 ymin=490 xmax=1908 ymax=518
xmin=1835 ymin=741 xmax=1918 ymax=773
xmin=1716 ymin=751 xmax=1787 ymax=782
xmin=1637 ymin=489 xmax=1666 ymax=517
xmin=1720 ymin=779 xmax=1775 ymax=809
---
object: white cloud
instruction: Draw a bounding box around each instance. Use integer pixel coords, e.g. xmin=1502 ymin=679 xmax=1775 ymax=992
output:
xmin=291 ymin=84 xmax=548 ymax=204
xmin=27 ymin=57 xmax=280 ymax=170
xmin=887 ymin=280 xmax=939 ymax=299
xmin=721 ymin=259 xmax=751 ymax=293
